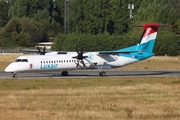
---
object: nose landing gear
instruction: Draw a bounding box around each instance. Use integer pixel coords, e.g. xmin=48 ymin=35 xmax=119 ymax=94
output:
xmin=12 ymin=72 xmax=18 ymax=78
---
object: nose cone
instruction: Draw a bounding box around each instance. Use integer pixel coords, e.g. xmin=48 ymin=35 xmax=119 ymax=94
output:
xmin=5 ymin=63 xmax=16 ymax=72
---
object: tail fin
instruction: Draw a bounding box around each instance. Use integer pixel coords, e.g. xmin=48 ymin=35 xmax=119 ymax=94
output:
xmin=137 ymin=23 xmax=160 ymax=52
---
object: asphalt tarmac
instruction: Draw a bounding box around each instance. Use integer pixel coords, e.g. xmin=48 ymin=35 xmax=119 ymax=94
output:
xmin=0 ymin=70 xmax=180 ymax=79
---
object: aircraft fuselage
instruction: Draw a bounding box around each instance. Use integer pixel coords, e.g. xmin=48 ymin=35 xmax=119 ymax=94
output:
xmin=5 ymin=52 xmax=143 ymax=73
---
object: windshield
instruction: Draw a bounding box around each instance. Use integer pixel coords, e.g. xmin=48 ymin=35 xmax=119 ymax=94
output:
xmin=15 ymin=59 xmax=28 ymax=62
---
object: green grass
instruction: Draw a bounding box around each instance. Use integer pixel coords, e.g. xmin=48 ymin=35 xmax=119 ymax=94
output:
xmin=0 ymin=77 xmax=180 ymax=120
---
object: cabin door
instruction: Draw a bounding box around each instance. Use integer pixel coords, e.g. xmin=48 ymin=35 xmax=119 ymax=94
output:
xmin=31 ymin=58 xmax=39 ymax=70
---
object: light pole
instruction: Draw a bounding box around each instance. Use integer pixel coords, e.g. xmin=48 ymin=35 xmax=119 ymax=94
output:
xmin=64 ymin=0 xmax=73 ymax=34
xmin=128 ymin=2 xmax=134 ymax=19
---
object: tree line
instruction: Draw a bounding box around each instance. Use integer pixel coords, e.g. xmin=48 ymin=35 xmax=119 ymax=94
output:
xmin=0 ymin=0 xmax=179 ymax=56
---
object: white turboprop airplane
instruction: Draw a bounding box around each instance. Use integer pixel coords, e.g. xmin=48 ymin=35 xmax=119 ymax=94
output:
xmin=5 ymin=23 xmax=160 ymax=77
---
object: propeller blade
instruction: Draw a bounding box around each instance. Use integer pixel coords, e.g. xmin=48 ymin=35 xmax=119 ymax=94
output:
xmin=76 ymin=60 xmax=79 ymax=69
xmin=37 ymin=46 xmax=46 ymax=55
xmin=42 ymin=46 xmax=46 ymax=55
xmin=72 ymin=56 xmax=77 ymax=59
xmin=37 ymin=47 xmax=43 ymax=55
xmin=37 ymin=47 xmax=41 ymax=54
xmin=81 ymin=60 xmax=86 ymax=69
xmin=83 ymin=56 xmax=88 ymax=59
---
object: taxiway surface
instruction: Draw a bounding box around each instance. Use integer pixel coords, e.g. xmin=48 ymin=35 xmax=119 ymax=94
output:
xmin=0 ymin=70 xmax=180 ymax=79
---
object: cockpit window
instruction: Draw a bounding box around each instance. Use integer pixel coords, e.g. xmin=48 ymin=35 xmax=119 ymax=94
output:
xmin=15 ymin=59 xmax=28 ymax=62
xmin=15 ymin=59 xmax=21 ymax=62
xmin=22 ymin=59 xmax=28 ymax=62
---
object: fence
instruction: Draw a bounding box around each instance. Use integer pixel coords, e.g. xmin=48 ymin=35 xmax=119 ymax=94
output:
xmin=0 ymin=47 xmax=22 ymax=53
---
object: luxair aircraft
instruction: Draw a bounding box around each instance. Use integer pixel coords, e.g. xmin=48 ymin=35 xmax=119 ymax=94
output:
xmin=5 ymin=23 xmax=160 ymax=77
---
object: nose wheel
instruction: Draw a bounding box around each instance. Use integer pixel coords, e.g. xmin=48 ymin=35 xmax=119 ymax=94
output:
xmin=12 ymin=72 xmax=18 ymax=78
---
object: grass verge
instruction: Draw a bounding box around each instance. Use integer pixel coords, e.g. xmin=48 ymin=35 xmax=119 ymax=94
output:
xmin=0 ymin=77 xmax=180 ymax=120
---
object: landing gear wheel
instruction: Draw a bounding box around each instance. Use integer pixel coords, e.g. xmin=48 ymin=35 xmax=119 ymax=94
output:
xmin=99 ymin=71 xmax=106 ymax=77
xmin=12 ymin=73 xmax=18 ymax=78
xmin=61 ymin=71 xmax=68 ymax=76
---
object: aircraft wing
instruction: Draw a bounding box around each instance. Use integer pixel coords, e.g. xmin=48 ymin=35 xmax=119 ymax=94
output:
xmin=98 ymin=50 xmax=139 ymax=55
xmin=21 ymin=49 xmax=49 ymax=53
xmin=21 ymin=49 xmax=68 ymax=54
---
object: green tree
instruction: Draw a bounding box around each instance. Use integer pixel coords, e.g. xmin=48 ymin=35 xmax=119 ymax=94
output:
xmin=8 ymin=0 xmax=53 ymax=18
xmin=20 ymin=17 xmax=44 ymax=45
xmin=0 ymin=17 xmax=45 ymax=47
xmin=175 ymin=19 xmax=180 ymax=34
xmin=0 ymin=18 xmax=21 ymax=47
xmin=154 ymin=30 xmax=180 ymax=56
xmin=16 ymin=32 xmax=31 ymax=47
xmin=52 ymin=0 xmax=64 ymax=29
xmin=70 ymin=0 xmax=131 ymax=35
xmin=8 ymin=0 xmax=62 ymax=38
xmin=0 ymin=0 xmax=9 ymax=27
xmin=133 ymin=0 xmax=177 ymax=24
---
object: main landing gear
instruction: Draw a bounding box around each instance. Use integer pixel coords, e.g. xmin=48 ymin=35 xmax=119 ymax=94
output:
xmin=98 ymin=65 xmax=106 ymax=77
xmin=61 ymin=71 xmax=68 ymax=76
xmin=99 ymin=71 xmax=106 ymax=77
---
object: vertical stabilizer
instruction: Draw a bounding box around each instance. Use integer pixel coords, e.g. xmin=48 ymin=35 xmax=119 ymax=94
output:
xmin=138 ymin=23 xmax=160 ymax=52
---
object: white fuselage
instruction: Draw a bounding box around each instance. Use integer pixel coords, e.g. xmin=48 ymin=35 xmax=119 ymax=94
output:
xmin=5 ymin=52 xmax=138 ymax=73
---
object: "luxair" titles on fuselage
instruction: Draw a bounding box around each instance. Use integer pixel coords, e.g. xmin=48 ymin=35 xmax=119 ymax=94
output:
xmin=40 ymin=64 xmax=58 ymax=69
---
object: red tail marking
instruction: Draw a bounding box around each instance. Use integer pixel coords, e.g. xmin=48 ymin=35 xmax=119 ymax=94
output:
xmin=143 ymin=23 xmax=160 ymax=38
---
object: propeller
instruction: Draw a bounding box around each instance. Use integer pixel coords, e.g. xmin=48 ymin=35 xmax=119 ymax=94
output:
xmin=37 ymin=46 xmax=46 ymax=55
xmin=72 ymin=46 xmax=88 ymax=69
